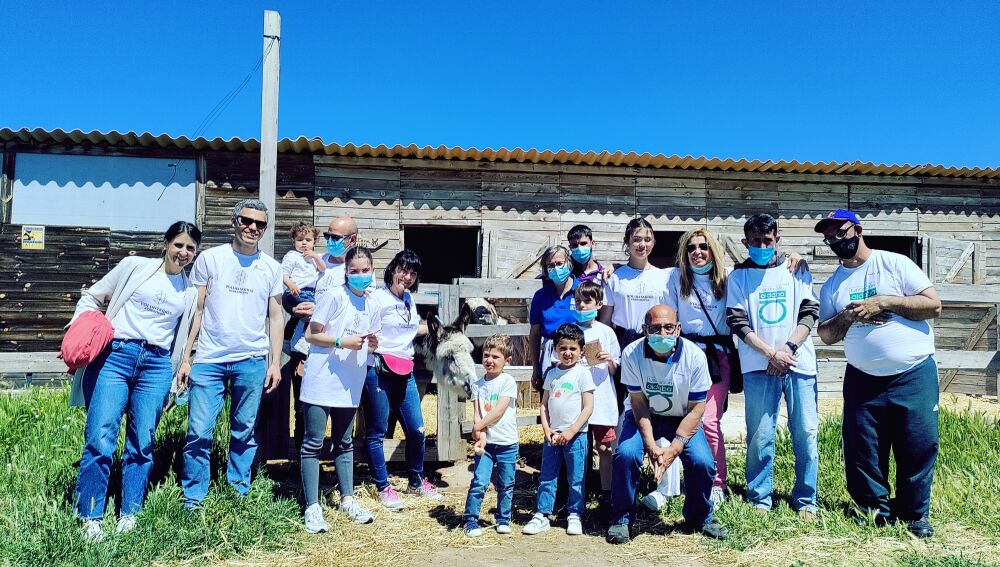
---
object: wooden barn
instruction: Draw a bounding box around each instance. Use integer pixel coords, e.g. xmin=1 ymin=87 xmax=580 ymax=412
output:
xmin=3 ymin=126 xmax=999 ymax=407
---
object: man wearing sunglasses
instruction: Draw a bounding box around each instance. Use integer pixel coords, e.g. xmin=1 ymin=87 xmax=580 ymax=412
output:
xmin=607 ymin=305 xmax=728 ymax=543
xmin=726 ymin=213 xmax=820 ymax=522
xmin=177 ymin=199 xmax=285 ymax=510
xmin=815 ymin=209 xmax=942 ymax=538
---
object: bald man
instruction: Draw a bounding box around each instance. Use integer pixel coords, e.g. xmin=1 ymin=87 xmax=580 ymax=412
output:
xmin=607 ymin=305 xmax=728 ymax=543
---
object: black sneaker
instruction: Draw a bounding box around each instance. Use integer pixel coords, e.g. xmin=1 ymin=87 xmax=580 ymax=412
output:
xmin=606 ymin=523 xmax=630 ymax=544
xmin=699 ymin=520 xmax=729 ymax=540
xmin=907 ymin=516 xmax=934 ymax=538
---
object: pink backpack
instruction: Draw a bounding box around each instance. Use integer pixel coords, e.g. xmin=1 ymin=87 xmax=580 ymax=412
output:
xmin=60 ymin=310 xmax=115 ymax=371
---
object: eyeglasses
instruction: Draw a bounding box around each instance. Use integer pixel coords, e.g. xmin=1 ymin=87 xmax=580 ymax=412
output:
xmin=323 ymin=232 xmax=346 ymax=242
xmin=237 ymin=216 xmax=267 ymax=230
xmin=686 ymin=242 xmax=709 ymax=253
xmin=643 ymin=323 xmax=678 ymax=334
xmin=822 ymin=223 xmax=855 ymax=245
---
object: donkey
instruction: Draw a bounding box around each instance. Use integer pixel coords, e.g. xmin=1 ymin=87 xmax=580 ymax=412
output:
xmin=416 ymin=313 xmax=479 ymax=399
xmin=460 ymin=298 xmax=531 ymax=366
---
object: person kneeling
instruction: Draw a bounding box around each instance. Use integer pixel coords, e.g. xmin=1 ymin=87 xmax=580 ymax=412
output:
xmin=607 ymin=305 xmax=728 ymax=543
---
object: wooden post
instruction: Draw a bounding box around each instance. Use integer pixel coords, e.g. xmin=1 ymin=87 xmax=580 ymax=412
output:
xmin=258 ymin=10 xmax=280 ymax=257
xmin=436 ymin=284 xmax=465 ymax=461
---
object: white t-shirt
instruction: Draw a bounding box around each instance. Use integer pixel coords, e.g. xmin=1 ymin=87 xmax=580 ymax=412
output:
xmin=314 ymin=255 xmax=346 ymax=300
xmin=371 ymin=287 xmax=421 ymax=360
xmin=111 ymin=271 xmax=187 ymax=349
xmin=819 ymin=250 xmax=935 ymax=376
xmin=280 ymin=250 xmax=322 ymax=289
xmin=726 ymin=258 xmax=818 ymax=376
xmin=604 ymin=265 xmax=673 ymax=331
xmin=621 ymin=337 xmax=712 ymax=418
xmin=191 ymin=245 xmax=283 ymax=363
xmin=667 ymin=269 xmax=731 ymax=338
xmin=471 ymin=372 xmax=519 ymax=445
xmin=578 ymin=321 xmax=621 ymax=427
xmin=300 ymin=285 xmax=380 ymax=407
xmin=543 ymin=364 xmax=596 ymax=433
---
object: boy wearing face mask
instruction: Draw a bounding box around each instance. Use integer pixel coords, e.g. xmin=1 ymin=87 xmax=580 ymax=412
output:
xmin=567 ymin=224 xmax=606 ymax=285
xmin=725 ymin=213 xmax=820 ymax=521
xmin=572 ymin=281 xmax=620 ymax=515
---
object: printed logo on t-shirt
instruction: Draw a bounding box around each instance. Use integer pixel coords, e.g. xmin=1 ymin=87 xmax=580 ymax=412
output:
xmin=757 ymin=289 xmax=787 ymax=325
xmin=553 ymin=381 xmax=574 ymax=398
xmin=627 ymin=280 xmax=657 ymax=302
xmin=645 ymin=380 xmax=674 ymax=413
xmin=154 ymin=290 xmax=167 ymax=305
xmin=849 ymin=285 xmax=877 ymax=302
xmin=227 ymin=270 xmax=254 ymax=295
xmin=484 ymin=391 xmax=499 ymax=412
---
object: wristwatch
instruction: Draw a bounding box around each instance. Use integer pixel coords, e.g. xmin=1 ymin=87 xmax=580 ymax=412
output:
xmin=785 ymin=341 xmax=799 ymax=354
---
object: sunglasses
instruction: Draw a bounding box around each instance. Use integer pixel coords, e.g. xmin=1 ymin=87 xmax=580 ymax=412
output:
xmin=686 ymin=242 xmax=709 ymax=253
xmin=323 ymin=232 xmax=346 ymax=242
xmin=643 ymin=323 xmax=678 ymax=334
xmin=237 ymin=215 xmax=267 ymax=230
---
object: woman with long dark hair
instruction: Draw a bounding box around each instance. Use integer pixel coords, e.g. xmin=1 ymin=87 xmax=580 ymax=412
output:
xmin=71 ymin=221 xmax=201 ymax=541
xmin=361 ymin=249 xmax=441 ymax=510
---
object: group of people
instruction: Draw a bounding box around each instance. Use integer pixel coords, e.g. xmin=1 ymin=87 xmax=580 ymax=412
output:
xmin=68 ymin=197 xmax=942 ymax=545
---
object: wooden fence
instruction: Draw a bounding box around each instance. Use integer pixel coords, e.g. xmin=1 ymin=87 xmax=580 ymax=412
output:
xmin=2 ymin=278 xmax=998 ymax=465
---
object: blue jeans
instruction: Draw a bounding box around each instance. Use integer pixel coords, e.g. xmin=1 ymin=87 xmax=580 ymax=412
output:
xmin=361 ymin=366 xmax=426 ymax=490
xmin=181 ymin=357 xmax=266 ymax=507
xmin=463 ymin=443 xmax=518 ymax=526
xmin=843 ymin=356 xmax=939 ymax=521
xmin=536 ymin=432 xmax=587 ymax=516
xmin=75 ymin=339 xmax=173 ymax=519
xmin=743 ymin=370 xmax=819 ymax=512
xmin=611 ymin=412 xmax=715 ymax=527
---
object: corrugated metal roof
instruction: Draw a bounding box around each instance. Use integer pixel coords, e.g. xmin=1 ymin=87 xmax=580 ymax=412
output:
xmin=2 ymin=127 xmax=998 ymax=179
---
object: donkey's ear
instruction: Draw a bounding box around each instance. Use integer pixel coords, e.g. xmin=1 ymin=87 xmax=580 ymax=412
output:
xmin=427 ymin=314 xmax=444 ymax=338
xmin=455 ymin=303 xmax=473 ymax=331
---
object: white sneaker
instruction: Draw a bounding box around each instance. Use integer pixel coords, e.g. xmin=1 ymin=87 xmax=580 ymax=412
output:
xmin=566 ymin=513 xmax=583 ymax=535
xmin=340 ymin=499 xmax=374 ymax=524
xmin=465 ymin=524 xmax=483 ymax=537
xmin=82 ymin=519 xmax=104 ymax=542
xmin=304 ymin=503 xmax=329 ymax=534
xmin=641 ymin=491 xmax=671 ymax=511
xmin=522 ymin=513 xmax=550 ymax=535
xmin=496 ymin=523 xmax=512 ymax=534
xmin=710 ymin=487 xmax=726 ymax=508
xmin=114 ymin=515 xmax=137 ymax=535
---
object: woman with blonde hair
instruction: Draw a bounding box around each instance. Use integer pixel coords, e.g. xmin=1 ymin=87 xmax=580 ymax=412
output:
xmin=668 ymin=228 xmax=735 ymax=507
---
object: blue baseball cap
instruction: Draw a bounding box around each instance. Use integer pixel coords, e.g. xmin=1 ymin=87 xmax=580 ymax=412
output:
xmin=814 ymin=209 xmax=861 ymax=232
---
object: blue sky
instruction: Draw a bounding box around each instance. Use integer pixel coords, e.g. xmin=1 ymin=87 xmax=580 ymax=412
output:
xmin=2 ymin=1 xmax=998 ymax=167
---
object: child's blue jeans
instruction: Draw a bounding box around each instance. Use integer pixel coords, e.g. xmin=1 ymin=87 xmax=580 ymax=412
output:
xmin=536 ymin=432 xmax=587 ymax=516
xmin=463 ymin=443 xmax=519 ymax=527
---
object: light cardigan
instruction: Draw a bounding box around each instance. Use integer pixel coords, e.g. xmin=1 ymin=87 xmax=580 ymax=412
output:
xmin=68 ymin=256 xmax=197 ymax=407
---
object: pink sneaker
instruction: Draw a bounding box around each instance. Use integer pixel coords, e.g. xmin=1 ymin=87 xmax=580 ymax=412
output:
xmin=379 ymin=486 xmax=405 ymax=511
xmin=407 ymin=478 xmax=444 ymax=502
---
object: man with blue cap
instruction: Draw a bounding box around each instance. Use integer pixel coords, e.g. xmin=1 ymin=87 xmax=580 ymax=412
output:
xmin=815 ymin=209 xmax=942 ymax=538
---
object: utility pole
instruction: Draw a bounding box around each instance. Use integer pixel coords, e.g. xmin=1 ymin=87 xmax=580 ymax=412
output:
xmin=258 ymin=10 xmax=280 ymax=257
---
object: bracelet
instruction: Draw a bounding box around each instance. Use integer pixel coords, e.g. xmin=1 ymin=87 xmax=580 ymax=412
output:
xmin=335 ymin=337 xmax=341 ymax=348
xmin=673 ymin=434 xmax=690 ymax=447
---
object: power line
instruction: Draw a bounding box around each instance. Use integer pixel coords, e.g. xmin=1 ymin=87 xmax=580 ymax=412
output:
xmin=192 ymin=37 xmax=276 ymax=139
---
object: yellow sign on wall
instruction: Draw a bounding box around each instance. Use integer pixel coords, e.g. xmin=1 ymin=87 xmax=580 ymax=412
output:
xmin=21 ymin=225 xmax=45 ymax=250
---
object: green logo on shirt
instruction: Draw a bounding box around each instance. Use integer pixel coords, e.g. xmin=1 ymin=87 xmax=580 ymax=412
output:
xmin=758 ymin=289 xmax=787 ymax=325
xmin=849 ymin=286 xmax=877 ymax=301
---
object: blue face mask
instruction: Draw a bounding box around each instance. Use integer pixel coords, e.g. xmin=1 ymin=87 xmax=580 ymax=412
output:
xmin=647 ymin=334 xmax=677 ymax=354
xmin=690 ymin=262 xmax=714 ymax=275
xmin=347 ymin=273 xmax=372 ymax=291
xmin=570 ymin=246 xmax=592 ymax=264
xmin=547 ymin=264 xmax=571 ymax=285
xmin=747 ymin=245 xmax=775 ymax=266
xmin=573 ymin=308 xmax=598 ymax=323
xmin=327 ymin=237 xmax=347 ymax=257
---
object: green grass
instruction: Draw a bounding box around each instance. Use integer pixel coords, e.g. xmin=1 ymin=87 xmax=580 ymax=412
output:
xmin=0 ymin=387 xmax=299 ymax=567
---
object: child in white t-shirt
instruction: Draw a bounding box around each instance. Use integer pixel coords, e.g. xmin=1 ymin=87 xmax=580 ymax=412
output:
xmin=523 ymin=324 xmax=595 ymax=537
xmin=462 ymin=334 xmax=520 ymax=537
xmin=281 ymin=221 xmax=326 ymax=317
xmin=572 ymin=281 xmax=620 ymax=513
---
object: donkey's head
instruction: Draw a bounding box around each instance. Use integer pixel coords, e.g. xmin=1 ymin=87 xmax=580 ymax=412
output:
xmin=417 ymin=314 xmax=478 ymax=398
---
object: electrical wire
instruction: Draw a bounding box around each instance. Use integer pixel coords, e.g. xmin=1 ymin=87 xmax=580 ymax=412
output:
xmin=192 ymin=37 xmax=276 ymax=140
